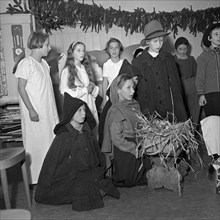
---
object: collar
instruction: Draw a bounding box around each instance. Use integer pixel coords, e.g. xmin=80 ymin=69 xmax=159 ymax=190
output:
xmin=175 ymin=52 xmax=189 ymax=59
xmin=65 ymin=123 xmax=88 ymax=140
xmin=141 ymin=49 xmax=167 ymax=66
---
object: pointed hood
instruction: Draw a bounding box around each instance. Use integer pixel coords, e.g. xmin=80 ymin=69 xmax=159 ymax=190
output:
xmin=54 ymin=93 xmax=96 ymax=135
xmin=118 ymin=59 xmax=140 ymax=78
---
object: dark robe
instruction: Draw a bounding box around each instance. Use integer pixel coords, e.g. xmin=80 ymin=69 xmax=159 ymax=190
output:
xmin=132 ymin=49 xmax=187 ymax=122
xmin=35 ymin=94 xmax=119 ymax=211
xmin=35 ymin=123 xmax=120 ymax=211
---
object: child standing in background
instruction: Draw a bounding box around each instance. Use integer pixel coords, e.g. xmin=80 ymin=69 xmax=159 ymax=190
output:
xmin=132 ymin=20 xmax=187 ymax=122
xmin=15 ymin=31 xmax=59 ymax=184
xmin=174 ymin=37 xmax=200 ymax=125
xmin=101 ymin=38 xmax=124 ymax=110
xmin=196 ymin=23 xmax=220 ymax=193
xmin=59 ymin=41 xmax=99 ymax=136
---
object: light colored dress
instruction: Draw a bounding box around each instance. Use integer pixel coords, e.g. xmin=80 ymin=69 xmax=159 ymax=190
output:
xmin=15 ymin=56 xmax=59 ymax=184
xmin=60 ymin=65 xmax=99 ymax=127
xmin=103 ymin=59 xmax=123 ymax=89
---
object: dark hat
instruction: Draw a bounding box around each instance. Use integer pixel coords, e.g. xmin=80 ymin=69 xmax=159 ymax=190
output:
xmin=141 ymin=20 xmax=170 ymax=44
xmin=118 ymin=59 xmax=141 ymax=77
xmin=202 ymin=22 xmax=220 ymax=48
xmin=174 ymin=37 xmax=189 ymax=49
xmin=54 ymin=93 xmax=96 ymax=135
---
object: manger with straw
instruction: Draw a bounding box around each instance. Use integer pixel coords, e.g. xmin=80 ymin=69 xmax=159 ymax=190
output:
xmin=135 ymin=111 xmax=204 ymax=196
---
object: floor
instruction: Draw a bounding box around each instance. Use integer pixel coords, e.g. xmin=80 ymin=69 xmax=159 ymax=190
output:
xmin=1 ymin=143 xmax=220 ymax=220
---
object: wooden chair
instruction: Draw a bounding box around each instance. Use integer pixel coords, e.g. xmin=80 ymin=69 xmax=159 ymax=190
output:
xmin=0 ymin=147 xmax=31 ymax=209
xmin=0 ymin=209 xmax=31 ymax=220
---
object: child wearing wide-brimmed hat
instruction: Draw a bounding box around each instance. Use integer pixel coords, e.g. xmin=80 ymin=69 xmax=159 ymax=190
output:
xmin=132 ymin=20 xmax=187 ymax=122
xmin=195 ymin=22 xmax=220 ymax=194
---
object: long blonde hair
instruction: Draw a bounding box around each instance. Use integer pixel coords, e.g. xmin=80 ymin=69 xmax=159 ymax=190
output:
xmin=65 ymin=41 xmax=85 ymax=88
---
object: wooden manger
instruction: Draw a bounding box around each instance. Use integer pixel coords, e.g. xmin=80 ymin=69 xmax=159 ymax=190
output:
xmin=135 ymin=112 xmax=203 ymax=197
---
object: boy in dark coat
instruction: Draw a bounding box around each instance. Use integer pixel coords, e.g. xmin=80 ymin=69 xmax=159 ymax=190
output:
xmin=132 ymin=20 xmax=187 ymax=122
xmin=35 ymin=93 xmax=120 ymax=211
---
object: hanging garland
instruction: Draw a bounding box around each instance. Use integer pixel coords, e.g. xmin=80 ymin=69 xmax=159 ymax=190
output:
xmin=6 ymin=0 xmax=220 ymax=37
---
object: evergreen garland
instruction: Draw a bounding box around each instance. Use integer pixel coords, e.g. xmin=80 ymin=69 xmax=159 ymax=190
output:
xmin=6 ymin=0 xmax=220 ymax=37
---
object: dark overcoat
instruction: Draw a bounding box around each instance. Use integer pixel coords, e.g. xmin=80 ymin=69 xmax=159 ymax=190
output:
xmin=132 ymin=49 xmax=187 ymax=122
xmin=35 ymin=122 xmax=119 ymax=211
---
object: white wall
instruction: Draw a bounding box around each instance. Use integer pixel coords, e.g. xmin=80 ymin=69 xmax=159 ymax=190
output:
xmin=47 ymin=0 xmax=219 ymax=58
xmin=0 ymin=0 xmax=219 ymax=102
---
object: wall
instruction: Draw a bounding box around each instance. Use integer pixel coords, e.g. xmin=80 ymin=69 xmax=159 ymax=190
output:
xmin=48 ymin=0 xmax=219 ymax=59
xmin=0 ymin=0 xmax=219 ymax=102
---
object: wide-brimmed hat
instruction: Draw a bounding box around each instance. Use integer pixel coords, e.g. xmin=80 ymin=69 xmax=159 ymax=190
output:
xmin=141 ymin=20 xmax=170 ymax=46
xmin=202 ymin=22 xmax=220 ymax=48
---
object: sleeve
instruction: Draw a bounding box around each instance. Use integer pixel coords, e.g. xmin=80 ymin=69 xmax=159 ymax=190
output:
xmin=109 ymin=120 xmax=136 ymax=155
xmin=14 ymin=58 xmax=31 ymax=80
xmin=91 ymin=84 xmax=99 ymax=97
xmin=191 ymin=56 xmax=197 ymax=77
xmin=195 ymin=54 xmax=206 ymax=95
xmin=60 ymin=68 xmax=88 ymax=98
xmin=102 ymin=61 xmax=109 ymax=78
xmin=37 ymin=135 xmax=65 ymax=186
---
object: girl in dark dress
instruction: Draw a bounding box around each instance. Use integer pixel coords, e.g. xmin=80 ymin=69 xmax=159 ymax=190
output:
xmin=173 ymin=37 xmax=200 ymax=125
xmin=35 ymin=93 xmax=120 ymax=211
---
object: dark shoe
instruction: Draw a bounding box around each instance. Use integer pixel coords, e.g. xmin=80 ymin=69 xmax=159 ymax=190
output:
xmin=207 ymin=163 xmax=216 ymax=182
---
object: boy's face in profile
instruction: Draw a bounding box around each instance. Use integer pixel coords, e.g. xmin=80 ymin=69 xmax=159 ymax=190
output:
xmin=209 ymin=28 xmax=220 ymax=47
xmin=147 ymin=36 xmax=164 ymax=53
xmin=72 ymin=104 xmax=86 ymax=124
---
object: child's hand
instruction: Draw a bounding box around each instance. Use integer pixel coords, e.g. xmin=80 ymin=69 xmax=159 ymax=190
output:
xmin=29 ymin=109 xmax=39 ymax=122
xmin=199 ymin=95 xmax=207 ymax=106
xmin=87 ymin=82 xmax=95 ymax=94
xmin=100 ymin=100 xmax=107 ymax=112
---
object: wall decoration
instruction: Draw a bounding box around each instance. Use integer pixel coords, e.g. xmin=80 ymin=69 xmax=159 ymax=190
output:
xmin=6 ymin=0 xmax=220 ymax=37
xmin=11 ymin=24 xmax=25 ymax=62
xmin=0 ymin=24 xmax=8 ymax=97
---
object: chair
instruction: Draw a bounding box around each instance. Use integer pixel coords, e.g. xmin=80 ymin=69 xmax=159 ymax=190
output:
xmin=0 ymin=147 xmax=31 ymax=209
xmin=0 ymin=209 xmax=31 ymax=220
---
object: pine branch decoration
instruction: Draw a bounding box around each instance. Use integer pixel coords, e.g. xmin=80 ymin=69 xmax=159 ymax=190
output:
xmin=6 ymin=0 xmax=220 ymax=36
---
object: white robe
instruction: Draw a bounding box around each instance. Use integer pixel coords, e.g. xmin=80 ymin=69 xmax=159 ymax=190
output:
xmin=60 ymin=65 xmax=99 ymax=126
xmin=200 ymin=115 xmax=220 ymax=156
xmin=15 ymin=56 xmax=59 ymax=184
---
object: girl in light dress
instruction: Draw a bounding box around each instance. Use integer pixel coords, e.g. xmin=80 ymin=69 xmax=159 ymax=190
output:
xmin=59 ymin=41 xmax=99 ymax=136
xmin=101 ymin=38 xmax=124 ymax=110
xmin=15 ymin=31 xmax=59 ymax=184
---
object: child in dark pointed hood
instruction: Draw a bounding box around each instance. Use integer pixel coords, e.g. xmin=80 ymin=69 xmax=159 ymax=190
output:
xmin=35 ymin=93 xmax=120 ymax=211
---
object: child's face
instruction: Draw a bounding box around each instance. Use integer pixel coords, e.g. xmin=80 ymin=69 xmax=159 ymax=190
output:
xmin=73 ymin=44 xmax=86 ymax=63
xmin=176 ymin=44 xmax=188 ymax=57
xmin=209 ymin=28 xmax=220 ymax=47
xmin=72 ymin=104 xmax=86 ymax=124
xmin=148 ymin=37 xmax=164 ymax=53
xmin=40 ymin=38 xmax=51 ymax=57
xmin=118 ymin=79 xmax=135 ymax=101
xmin=108 ymin=42 xmax=120 ymax=59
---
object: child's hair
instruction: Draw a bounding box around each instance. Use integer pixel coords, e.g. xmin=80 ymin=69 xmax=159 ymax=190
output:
xmin=27 ymin=31 xmax=49 ymax=49
xmin=104 ymin=38 xmax=124 ymax=57
xmin=133 ymin=48 xmax=144 ymax=59
xmin=65 ymin=41 xmax=85 ymax=89
xmin=82 ymin=53 xmax=96 ymax=83
xmin=174 ymin=37 xmax=189 ymax=49
xmin=117 ymin=74 xmax=133 ymax=89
